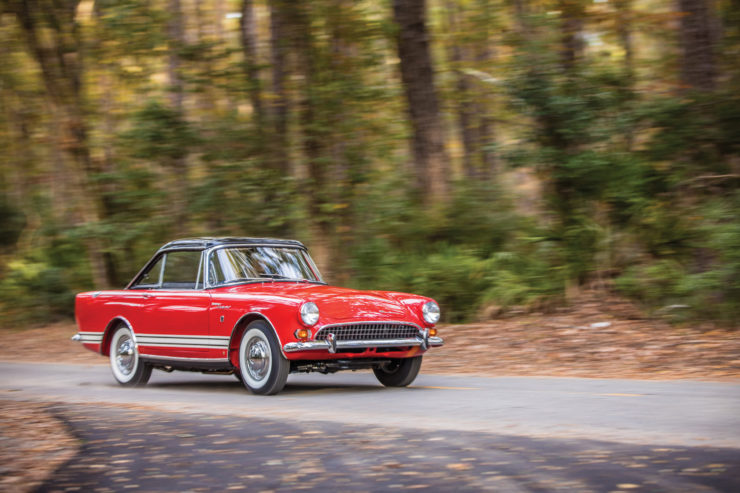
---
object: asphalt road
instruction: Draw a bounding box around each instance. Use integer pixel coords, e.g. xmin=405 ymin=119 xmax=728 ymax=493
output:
xmin=2 ymin=361 xmax=740 ymax=491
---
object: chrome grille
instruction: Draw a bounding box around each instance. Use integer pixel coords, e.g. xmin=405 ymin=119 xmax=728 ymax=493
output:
xmin=315 ymin=323 xmax=419 ymax=341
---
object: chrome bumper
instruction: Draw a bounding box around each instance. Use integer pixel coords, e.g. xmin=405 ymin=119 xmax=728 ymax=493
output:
xmin=71 ymin=334 xmax=82 ymax=341
xmin=283 ymin=336 xmax=444 ymax=353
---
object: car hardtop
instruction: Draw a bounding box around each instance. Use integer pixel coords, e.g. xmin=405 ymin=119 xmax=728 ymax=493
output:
xmin=123 ymin=237 xmax=311 ymax=290
xmin=158 ymin=237 xmax=307 ymax=252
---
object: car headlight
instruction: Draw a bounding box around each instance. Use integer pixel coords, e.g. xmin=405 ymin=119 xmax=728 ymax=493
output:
xmin=300 ymin=301 xmax=319 ymax=326
xmin=422 ymin=301 xmax=440 ymax=324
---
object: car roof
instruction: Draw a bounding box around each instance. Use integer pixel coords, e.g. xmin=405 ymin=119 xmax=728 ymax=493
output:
xmin=158 ymin=237 xmax=306 ymax=251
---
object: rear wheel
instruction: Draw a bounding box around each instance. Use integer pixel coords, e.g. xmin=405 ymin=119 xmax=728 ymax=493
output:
xmin=238 ymin=320 xmax=289 ymax=395
xmin=109 ymin=325 xmax=152 ymax=386
xmin=373 ymin=356 xmax=422 ymax=387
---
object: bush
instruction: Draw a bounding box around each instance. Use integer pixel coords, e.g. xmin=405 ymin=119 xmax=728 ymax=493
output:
xmin=615 ymin=196 xmax=740 ymax=324
xmin=0 ymin=230 xmax=91 ymax=327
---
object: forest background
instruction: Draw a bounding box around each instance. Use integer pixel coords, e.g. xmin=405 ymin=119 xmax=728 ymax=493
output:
xmin=0 ymin=0 xmax=738 ymax=327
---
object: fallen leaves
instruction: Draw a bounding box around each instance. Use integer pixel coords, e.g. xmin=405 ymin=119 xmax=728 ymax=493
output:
xmin=423 ymin=290 xmax=740 ymax=381
xmin=0 ymin=400 xmax=79 ymax=493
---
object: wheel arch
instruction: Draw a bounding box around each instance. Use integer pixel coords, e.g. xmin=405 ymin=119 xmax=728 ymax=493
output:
xmin=228 ymin=312 xmax=285 ymax=368
xmin=100 ymin=316 xmax=135 ymax=357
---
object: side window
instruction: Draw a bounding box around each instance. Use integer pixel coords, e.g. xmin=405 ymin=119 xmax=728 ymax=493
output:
xmin=131 ymin=255 xmax=164 ymax=289
xmin=161 ymin=251 xmax=203 ymax=289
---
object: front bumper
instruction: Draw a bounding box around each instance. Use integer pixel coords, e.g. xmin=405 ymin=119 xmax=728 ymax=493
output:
xmin=283 ymin=336 xmax=444 ymax=353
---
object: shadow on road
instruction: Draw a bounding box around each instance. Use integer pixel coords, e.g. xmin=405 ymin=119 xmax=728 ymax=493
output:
xmin=38 ymin=403 xmax=740 ymax=493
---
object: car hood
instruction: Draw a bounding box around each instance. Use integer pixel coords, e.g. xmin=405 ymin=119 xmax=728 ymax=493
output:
xmin=218 ymin=282 xmax=424 ymax=324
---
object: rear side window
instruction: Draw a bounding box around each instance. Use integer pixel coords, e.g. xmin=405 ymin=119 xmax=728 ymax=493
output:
xmin=161 ymin=250 xmax=203 ymax=289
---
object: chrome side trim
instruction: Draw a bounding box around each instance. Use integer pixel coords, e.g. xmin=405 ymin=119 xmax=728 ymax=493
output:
xmin=140 ymin=355 xmax=230 ymax=364
xmin=135 ymin=334 xmax=230 ymax=349
xmin=283 ymin=336 xmax=444 ymax=353
xmin=135 ymin=334 xmax=230 ymax=340
xmin=136 ymin=344 xmax=228 ymax=350
xmin=72 ymin=331 xmax=104 ymax=344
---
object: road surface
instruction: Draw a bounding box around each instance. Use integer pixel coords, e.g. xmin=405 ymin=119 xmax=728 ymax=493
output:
xmin=2 ymin=361 xmax=739 ymax=491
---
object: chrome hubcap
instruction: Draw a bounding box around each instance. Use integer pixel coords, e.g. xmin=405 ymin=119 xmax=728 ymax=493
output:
xmin=246 ymin=339 xmax=270 ymax=381
xmin=116 ymin=336 xmax=135 ymax=376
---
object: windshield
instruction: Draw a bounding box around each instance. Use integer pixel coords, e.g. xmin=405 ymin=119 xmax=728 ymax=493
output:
xmin=208 ymin=246 xmax=323 ymax=286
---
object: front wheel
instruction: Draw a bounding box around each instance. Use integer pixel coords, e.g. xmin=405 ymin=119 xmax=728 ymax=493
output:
xmin=238 ymin=321 xmax=289 ymax=395
xmin=109 ymin=325 xmax=151 ymax=386
xmin=373 ymin=356 xmax=422 ymax=387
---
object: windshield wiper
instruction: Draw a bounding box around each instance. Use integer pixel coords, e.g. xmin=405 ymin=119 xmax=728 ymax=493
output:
xmin=257 ymin=274 xmax=325 ymax=284
xmin=220 ymin=277 xmax=261 ymax=285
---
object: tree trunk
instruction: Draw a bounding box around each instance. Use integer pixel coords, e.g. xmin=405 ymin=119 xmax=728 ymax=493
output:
xmin=93 ymin=1 xmax=122 ymax=284
xmin=167 ymin=0 xmax=189 ymax=236
xmin=167 ymin=0 xmax=185 ymax=113
xmin=511 ymin=0 xmax=529 ymax=34
xmin=290 ymin=2 xmax=332 ymax=279
xmin=269 ymin=0 xmax=291 ymax=177
xmin=326 ymin=0 xmax=359 ymax=285
xmin=445 ymin=2 xmax=477 ymax=179
xmin=677 ymin=0 xmax=719 ymax=91
xmin=474 ymin=0 xmax=497 ymax=177
xmin=559 ymin=0 xmax=585 ymax=72
xmin=241 ymin=0 xmax=264 ymax=129
xmin=475 ymin=48 xmax=497 ymax=178
xmin=614 ymin=0 xmax=634 ymax=80
xmin=613 ymin=0 xmax=635 ymax=150
xmin=392 ymin=0 xmax=450 ymax=204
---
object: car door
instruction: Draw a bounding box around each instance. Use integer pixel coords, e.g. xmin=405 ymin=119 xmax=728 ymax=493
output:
xmin=135 ymin=250 xmax=213 ymax=359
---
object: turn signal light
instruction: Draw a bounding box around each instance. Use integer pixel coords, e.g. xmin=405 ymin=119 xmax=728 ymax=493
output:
xmin=294 ymin=328 xmax=311 ymax=340
xmin=429 ymin=328 xmax=438 ymax=337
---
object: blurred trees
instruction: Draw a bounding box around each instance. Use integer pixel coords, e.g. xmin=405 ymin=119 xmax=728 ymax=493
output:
xmin=393 ymin=0 xmax=450 ymax=203
xmin=0 ymin=0 xmax=738 ymax=326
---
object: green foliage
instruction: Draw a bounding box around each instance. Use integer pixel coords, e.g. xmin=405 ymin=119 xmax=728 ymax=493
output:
xmin=615 ymin=195 xmax=740 ymax=324
xmin=348 ymin=180 xmax=564 ymax=322
xmin=0 ymin=230 xmax=91 ymax=325
xmin=615 ymin=260 xmax=686 ymax=306
xmin=1 ymin=0 xmax=738 ymax=328
xmin=480 ymin=245 xmax=564 ymax=309
xmin=122 ymin=101 xmax=197 ymax=163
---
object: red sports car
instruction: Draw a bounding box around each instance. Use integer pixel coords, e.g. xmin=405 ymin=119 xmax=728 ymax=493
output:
xmin=73 ymin=237 xmax=443 ymax=394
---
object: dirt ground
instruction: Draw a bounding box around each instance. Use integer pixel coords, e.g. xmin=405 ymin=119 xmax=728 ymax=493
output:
xmin=423 ymin=291 xmax=740 ymax=381
xmin=1 ymin=290 xmax=738 ymax=380
xmin=1 ymin=291 xmax=738 ymax=491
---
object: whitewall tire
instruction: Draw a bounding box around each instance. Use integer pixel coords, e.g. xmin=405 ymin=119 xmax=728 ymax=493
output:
xmin=109 ymin=325 xmax=152 ymax=386
xmin=238 ymin=320 xmax=289 ymax=395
